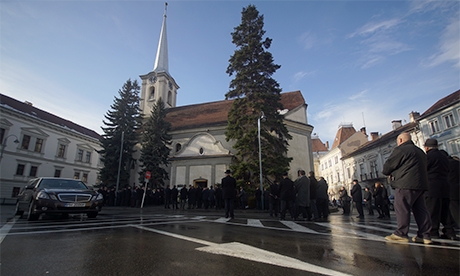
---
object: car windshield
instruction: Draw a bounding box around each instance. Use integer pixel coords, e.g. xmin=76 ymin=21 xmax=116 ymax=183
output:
xmin=38 ymin=179 xmax=88 ymax=190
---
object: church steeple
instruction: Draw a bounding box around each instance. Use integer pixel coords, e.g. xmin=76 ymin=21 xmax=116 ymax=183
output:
xmin=153 ymin=3 xmax=169 ymax=74
xmin=139 ymin=2 xmax=179 ymax=115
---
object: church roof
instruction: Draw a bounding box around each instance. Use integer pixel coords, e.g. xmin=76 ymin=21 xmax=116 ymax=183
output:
xmin=330 ymin=124 xmax=357 ymax=150
xmin=165 ymin=91 xmax=305 ymax=131
xmin=153 ymin=4 xmax=169 ymax=75
xmin=0 ymin=93 xmax=101 ymax=140
xmin=311 ymin=137 xmax=328 ymax=152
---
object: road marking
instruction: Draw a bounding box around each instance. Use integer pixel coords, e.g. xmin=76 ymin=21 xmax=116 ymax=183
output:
xmin=316 ymin=222 xmax=383 ymax=241
xmin=0 ymin=216 xmax=18 ymax=244
xmin=247 ymin=219 xmax=264 ymax=227
xmin=281 ymin=221 xmax=318 ymax=234
xmin=215 ymin=217 xmax=231 ymax=223
xmin=132 ymin=224 xmax=352 ymax=276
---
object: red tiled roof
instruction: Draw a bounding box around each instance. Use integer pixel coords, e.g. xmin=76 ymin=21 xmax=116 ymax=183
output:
xmin=330 ymin=125 xmax=357 ymax=149
xmin=0 ymin=94 xmax=101 ymax=140
xmin=165 ymin=91 xmax=305 ymax=131
xmin=312 ymin=137 xmax=328 ymax=152
xmin=421 ymin=89 xmax=460 ymax=118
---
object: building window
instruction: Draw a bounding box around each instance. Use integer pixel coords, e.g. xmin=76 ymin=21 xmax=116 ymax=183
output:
xmin=448 ymin=139 xmax=460 ymax=154
xmin=347 ymin=167 xmax=351 ymax=179
xmin=443 ymin=113 xmax=456 ymax=129
xmin=16 ymin=164 xmax=25 ymax=176
xmin=334 ymin=156 xmax=338 ymax=164
xmin=34 ymin=138 xmax=43 ymax=153
xmin=149 ymin=87 xmax=155 ymax=100
xmin=328 ymin=159 xmax=332 ymax=167
xmin=57 ymin=144 xmax=66 ymax=158
xmin=429 ymin=119 xmax=440 ymax=134
xmin=29 ymin=166 xmax=38 ymax=177
xmin=74 ymin=171 xmax=80 ymax=179
xmin=337 ymin=172 xmax=340 ymax=182
xmin=21 ymin=135 xmax=31 ymax=150
xmin=85 ymin=151 xmax=92 ymax=163
xmin=11 ymin=187 xmax=21 ymax=197
xmin=0 ymin=128 xmax=5 ymax=143
xmin=76 ymin=149 xmax=84 ymax=161
xmin=54 ymin=169 xmax=62 ymax=178
xmin=167 ymin=91 xmax=172 ymax=105
xmin=82 ymin=173 xmax=88 ymax=183
xmin=176 ymin=143 xmax=182 ymax=152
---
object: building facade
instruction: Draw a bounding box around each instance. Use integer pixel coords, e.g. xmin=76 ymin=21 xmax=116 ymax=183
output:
xmin=0 ymin=94 xmax=102 ymax=202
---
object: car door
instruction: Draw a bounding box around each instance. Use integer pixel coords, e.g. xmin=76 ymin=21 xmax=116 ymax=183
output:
xmin=17 ymin=178 xmax=40 ymax=211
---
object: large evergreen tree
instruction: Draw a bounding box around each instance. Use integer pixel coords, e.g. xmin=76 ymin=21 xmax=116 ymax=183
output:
xmin=138 ymin=98 xmax=172 ymax=188
xmin=225 ymin=5 xmax=292 ymax=186
xmin=98 ymin=79 xmax=142 ymax=187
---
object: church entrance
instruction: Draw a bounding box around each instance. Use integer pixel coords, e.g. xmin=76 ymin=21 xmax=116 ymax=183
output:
xmin=193 ymin=178 xmax=208 ymax=188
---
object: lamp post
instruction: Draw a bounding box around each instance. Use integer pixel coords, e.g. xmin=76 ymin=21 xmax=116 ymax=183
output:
xmin=0 ymin=134 xmax=20 ymax=164
xmin=258 ymin=111 xmax=266 ymax=210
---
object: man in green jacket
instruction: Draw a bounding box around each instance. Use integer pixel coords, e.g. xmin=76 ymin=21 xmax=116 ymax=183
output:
xmin=382 ymin=132 xmax=432 ymax=244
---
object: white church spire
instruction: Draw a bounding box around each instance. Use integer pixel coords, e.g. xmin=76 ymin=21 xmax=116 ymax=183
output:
xmin=153 ymin=3 xmax=169 ymax=74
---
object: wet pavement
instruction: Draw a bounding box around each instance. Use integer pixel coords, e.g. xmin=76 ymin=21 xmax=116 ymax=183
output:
xmin=1 ymin=204 xmax=459 ymax=275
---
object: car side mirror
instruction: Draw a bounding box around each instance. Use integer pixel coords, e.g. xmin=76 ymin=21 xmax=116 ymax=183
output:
xmin=25 ymin=185 xmax=35 ymax=190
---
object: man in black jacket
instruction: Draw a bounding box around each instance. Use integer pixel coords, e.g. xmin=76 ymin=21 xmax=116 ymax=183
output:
xmin=279 ymin=172 xmax=295 ymax=220
xmin=351 ymin=180 xmax=364 ymax=219
xmin=382 ymin=132 xmax=432 ymax=244
xmin=424 ymin=139 xmax=453 ymax=239
xmin=222 ymin=170 xmax=236 ymax=219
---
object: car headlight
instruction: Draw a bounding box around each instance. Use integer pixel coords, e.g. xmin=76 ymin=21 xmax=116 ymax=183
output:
xmin=36 ymin=191 xmax=50 ymax=200
xmin=95 ymin=193 xmax=103 ymax=200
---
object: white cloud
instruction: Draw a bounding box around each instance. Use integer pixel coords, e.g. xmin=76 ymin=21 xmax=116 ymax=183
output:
xmin=348 ymin=18 xmax=402 ymax=38
xmin=423 ymin=14 xmax=460 ymax=68
xmin=292 ymin=70 xmax=316 ymax=83
xmin=348 ymin=90 xmax=368 ymax=101
xmin=299 ymin=31 xmax=317 ymax=50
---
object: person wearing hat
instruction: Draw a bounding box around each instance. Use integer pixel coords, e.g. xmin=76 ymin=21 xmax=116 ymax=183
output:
xmin=424 ymin=138 xmax=454 ymax=239
xmin=382 ymin=132 xmax=432 ymax=244
xmin=221 ymin=169 xmax=237 ymax=219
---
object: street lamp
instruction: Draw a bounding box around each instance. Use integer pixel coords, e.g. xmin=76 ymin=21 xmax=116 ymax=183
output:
xmin=258 ymin=111 xmax=266 ymax=210
xmin=0 ymin=134 xmax=20 ymax=164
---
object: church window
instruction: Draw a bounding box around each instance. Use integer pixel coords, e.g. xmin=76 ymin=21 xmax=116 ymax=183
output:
xmin=176 ymin=143 xmax=182 ymax=152
xmin=199 ymin=147 xmax=204 ymax=155
xmin=149 ymin=87 xmax=155 ymax=101
xmin=167 ymin=91 xmax=172 ymax=105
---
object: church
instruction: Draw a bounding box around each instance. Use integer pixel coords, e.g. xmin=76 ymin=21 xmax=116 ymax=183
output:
xmin=132 ymin=8 xmax=314 ymax=189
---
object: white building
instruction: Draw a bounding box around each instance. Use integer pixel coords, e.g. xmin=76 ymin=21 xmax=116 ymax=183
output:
xmin=318 ymin=124 xmax=368 ymax=199
xmin=0 ymin=94 xmax=102 ymax=202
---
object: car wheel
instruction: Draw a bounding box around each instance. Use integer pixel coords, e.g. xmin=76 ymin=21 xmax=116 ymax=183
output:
xmin=27 ymin=201 xmax=39 ymax=221
xmin=15 ymin=202 xmax=24 ymax=217
xmin=87 ymin=212 xmax=98 ymax=218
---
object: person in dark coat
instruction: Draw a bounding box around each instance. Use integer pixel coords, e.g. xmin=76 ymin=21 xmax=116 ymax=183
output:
xmin=255 ymin=187 xmax=262 ymax=210
xmin=351 ymin=180 xmax=364 ymax=219
xmin=221 ymin=170 xmax=236 ymax=219
xmin=171 ymin=185 xmax=179 ymax=209
xmin=208 ymin=186 xmax=216 ymax=209
xmin=339 ymin=187 xmax=351 ymax=215
xmin=364 ymin=187 xmax=374 ymax=215
xmin=202 ymin=187 xmax=210 ymax=209
xmin=447 ymin=155 xmax=459 ymax=233
xmin=308 ymin=171 xmax=319 ymax=221
xmin=373 ymin=182 xmax=385 ymax=218
xmin=316 ymin=177 xmax=329 ymax=220
xmin=164 ymin=186 xmax=171 ymax=209
xmin=179 ymin=186 xmax=188 ymax=210
xmin=279 ymin=172 xmax=295 ymax=220
xmin=269 ymin=181 xmax=280 ymax=217
xmin=382 ymin=132 xmax=432 ymax=244
xmin=424 ymin=139 xmax=453 ymax=239
xmin=187 ymin=186 xmax=196 ymax=209
xmin=294 ymin=170 xmax=310 ymax=220
xmin=215 ymin=185 xmax=223 ymax=210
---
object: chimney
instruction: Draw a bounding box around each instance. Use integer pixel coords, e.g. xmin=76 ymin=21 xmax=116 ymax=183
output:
xmin=370 ymin=132 xmax=379 ymax=141
xmin=391 ymin=120 xmax=402 ymax=130
xmin=360 ymin=127 xmax=367 ymax=137
xmin=409 ymin=111 xmax=420 ymax=123
xmin=325 ymin=141 xmax=329 ymax=150
xmin=24 ymin=101 xmax=33 ymax=106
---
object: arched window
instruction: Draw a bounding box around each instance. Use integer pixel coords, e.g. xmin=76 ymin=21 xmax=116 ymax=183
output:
xmin=149 ymin=87 xmax=155 ymax=101
xmin=175 ymin=143 xmax=182 ymax=152
xmin=167 ymin=91 xmax=172 ymax=105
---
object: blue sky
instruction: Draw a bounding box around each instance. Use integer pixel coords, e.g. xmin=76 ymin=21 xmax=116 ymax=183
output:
xmin=1 ymin=0 xmax=459 ymax=146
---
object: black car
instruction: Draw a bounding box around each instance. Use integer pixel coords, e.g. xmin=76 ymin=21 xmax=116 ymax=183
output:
xmin=15 ymin=177 xmax=103 ymax=220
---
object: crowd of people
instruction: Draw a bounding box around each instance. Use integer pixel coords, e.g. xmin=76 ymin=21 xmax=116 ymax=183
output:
xmin=95 ymin=134 xmax=458 ymax=245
